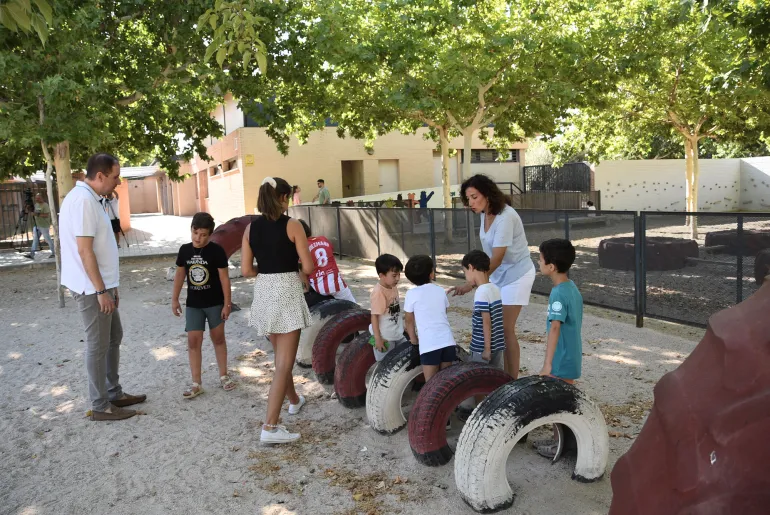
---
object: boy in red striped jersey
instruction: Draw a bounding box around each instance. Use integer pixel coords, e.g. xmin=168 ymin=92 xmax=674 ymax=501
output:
xmin=299 ymin=220 xmax=357 ymax=303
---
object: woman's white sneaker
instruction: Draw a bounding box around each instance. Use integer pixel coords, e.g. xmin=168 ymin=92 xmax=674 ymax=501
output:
xmin=261 ymin=425 xmax=301 ymax=444
xmin=288 ymin=395 xmax=306 ymax=415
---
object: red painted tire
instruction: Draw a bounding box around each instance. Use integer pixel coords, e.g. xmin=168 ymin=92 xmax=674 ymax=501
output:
xmin=408 ymin=362 xmax=514 ymax=466
xmin=209 ymin=215 xmax=256 ymax=258
xmin=334 ymin=331 xmax=376 ymax=408
xmin=312 ymin=309 xmax=371 ymax=384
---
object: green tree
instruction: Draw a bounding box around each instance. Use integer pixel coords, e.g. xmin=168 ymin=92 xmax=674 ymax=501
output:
xmin=548 ymin=0 xmax=770 ymax=237
xmin=1 ymin=0 xmax=228 ymax=305
xmin=0 ymin=0 xmax=52 ymax=44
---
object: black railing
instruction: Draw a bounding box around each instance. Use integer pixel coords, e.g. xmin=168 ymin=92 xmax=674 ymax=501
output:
xmin=523 ymin=162 xmax=591 ymax=193
xmin=290 ymin=205 xmax=770 ymax=328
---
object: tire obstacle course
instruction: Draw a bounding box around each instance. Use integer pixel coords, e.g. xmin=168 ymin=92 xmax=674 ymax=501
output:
xmin=704 ymin=228 xmax=770 ymax=257
xmin=208 ymin=215 xmax=611 ymax=513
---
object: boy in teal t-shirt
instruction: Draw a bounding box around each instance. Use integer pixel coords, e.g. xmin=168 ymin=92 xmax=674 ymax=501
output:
xmin=534 ymin=238 xmax=583 ymax=458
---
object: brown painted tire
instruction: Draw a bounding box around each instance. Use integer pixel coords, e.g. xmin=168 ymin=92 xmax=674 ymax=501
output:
xmin=334 ymin=331 xmax=376 ymax=408
xmin=312 ymin=309 xmax=371 ymax=384
xmin=756 ymin=249 xmax=770 ymax=285
xmin=609 ymin=281 xmax=770 ymax=515
xmin=408 ymin=362 xmax=513 ymax=466
xmin=705 ymin=229 xmax=770 ymax=257
xmin=209 ymin=215 xmax=257 ymax=258
xmin=598 ymin=236 xmax=698 ymax=271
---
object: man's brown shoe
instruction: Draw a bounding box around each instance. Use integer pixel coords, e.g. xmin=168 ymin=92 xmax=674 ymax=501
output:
xmin=90 ymin=404 xmax=137 ymax=421
xmin=111 ymin=393 xmax=147 ymax=407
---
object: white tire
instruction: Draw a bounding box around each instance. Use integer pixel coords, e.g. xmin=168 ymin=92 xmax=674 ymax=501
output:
xmin=454 ymin=376 xmax=609 ymax=513
xmin=296 ymin=299 xmax=358 ymax=367
xmin=365 ymin=342 xmax=423 ymax=434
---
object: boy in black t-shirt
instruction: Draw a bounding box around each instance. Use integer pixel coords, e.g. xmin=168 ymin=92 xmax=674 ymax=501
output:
xmin=172 ymin=212 xmax=235 ymax=398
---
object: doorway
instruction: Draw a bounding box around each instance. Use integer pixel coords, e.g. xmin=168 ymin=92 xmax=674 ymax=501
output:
xmin=378 ymin=159 xmax=399 ymax=194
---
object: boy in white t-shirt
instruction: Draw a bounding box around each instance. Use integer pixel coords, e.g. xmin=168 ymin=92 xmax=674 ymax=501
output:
xmin=462 ymin=250 xmax=505 ymax=370
xmin=404 ymin=255 xmax=457 ymax=381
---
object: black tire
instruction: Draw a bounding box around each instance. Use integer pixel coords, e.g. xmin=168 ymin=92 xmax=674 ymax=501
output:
xmin=705 ymin=229 xmax=770 ymax=256
xmin=296 ymin=299 xmax=358 ymax=368
xmin=455 ymin=377 xmax=609 ymax=513
xmin=598 ymin=236 xmax=698 ymax=271
xmin=408 ymin=362 xmax=513 ymax=466
xmin=334 ymin=331 xmax=376 ymax=408
xmin=312 ymin=309 xmax=371 ymax=384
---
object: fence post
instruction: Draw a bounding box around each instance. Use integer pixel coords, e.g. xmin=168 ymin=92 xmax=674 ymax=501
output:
xmin=564 ymin=211 xmax=570 ymax=241
xmin=640 ymin=212 xmax=648 ymax=326
xmin=737 ymin=214 xmax=744 ymax=303
xmin=336 ymin=206 xmax=342 ymax=258
xmin=429 ymin=209 xmax=436 ymax=269
xmin=634 ymin=212 xmax=644 ymax=328
xmin=375 ymin=208 xmax=380 ymax=256
xmin=306 ymin=206 xmax=312 ymax=234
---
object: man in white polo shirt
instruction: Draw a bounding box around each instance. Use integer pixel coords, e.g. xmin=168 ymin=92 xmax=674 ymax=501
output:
xmin=60 ymin=153 xmax=146 ymax=421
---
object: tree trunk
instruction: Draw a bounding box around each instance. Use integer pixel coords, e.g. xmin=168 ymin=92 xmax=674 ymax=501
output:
xmin=41 ymin=142 xmax=65 ymax=308
xmin=54 ymin=141 xmax=74 ymax=204
xmin=684 ymin=137 xmax=694 ymax=227
xmin=461 ymin=130 xmax=473 ymax=184
xmin=439 ymin=127 xmax=454 ymax=243
xmin=690 ymin=137 xmax=700 ymax=239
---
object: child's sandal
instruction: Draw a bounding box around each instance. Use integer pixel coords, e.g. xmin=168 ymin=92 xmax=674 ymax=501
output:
xmin=220 ymin=375 xmax=236 ymax=391
xmin=183 ymin=382 xmax=204 ymax=399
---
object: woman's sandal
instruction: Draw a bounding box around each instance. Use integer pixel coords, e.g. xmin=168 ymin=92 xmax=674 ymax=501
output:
xmin=183 ymin=382 xmax=204 ymax=399
xmin=220 ymin=375 xmax=236 ymax=391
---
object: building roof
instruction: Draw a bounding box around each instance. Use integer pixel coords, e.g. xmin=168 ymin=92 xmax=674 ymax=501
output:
xmin=121 ymin=166 xmax=161 ymax=179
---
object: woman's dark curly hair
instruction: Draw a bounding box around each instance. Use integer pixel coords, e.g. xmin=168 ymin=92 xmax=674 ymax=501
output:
xmin=460 ymin=174 xmax=508 ymax=215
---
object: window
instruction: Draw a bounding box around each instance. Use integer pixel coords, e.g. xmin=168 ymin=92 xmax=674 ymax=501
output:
xmin=463 ymin=149 xmax=519 ymax=163
xmin=223 ymin=158 xmax=238 ymax=172
xmin=209 ymin=165 xmax=221 ymax=177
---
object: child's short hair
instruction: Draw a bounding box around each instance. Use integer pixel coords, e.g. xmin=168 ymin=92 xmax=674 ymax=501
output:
xmin=299 ymin=219 xmax=311 ymax=238
xmin=462 ymin=250 xmax=490 ymax=272
xmin=404 ymin=255 xmax=433 ymax=286
xmin=375 ymin=254 xmax=403 ymax=275
xmin=191 ymin=212 xmax=215 ymax=234
xmin=587 ymin=201 xmax=594 ymax=207
xmin=539 ymin=239 xmax=576 ymax=273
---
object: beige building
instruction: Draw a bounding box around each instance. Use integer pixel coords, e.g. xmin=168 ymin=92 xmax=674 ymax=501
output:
xmin=179 ymin=94 xmax=528 ymax=222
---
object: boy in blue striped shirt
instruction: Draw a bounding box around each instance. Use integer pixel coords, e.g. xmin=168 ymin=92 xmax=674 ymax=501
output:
xmin=462 ymin=250 xmax=505 ymax=369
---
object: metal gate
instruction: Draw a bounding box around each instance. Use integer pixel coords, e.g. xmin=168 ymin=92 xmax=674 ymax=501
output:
xmin=0 ymin=182 xmax=59 ymax=250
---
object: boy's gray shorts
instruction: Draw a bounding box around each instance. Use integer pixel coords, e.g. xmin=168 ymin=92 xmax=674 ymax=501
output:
xmin=470 ymin=350 xmax=505 ymax=370
xmin=185 ymin=305 xmax=224 ymax=332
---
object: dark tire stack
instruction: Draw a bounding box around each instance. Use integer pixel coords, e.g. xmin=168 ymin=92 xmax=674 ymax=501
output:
xmin=209 ymin=215 xmax=257 ymax=258
xmin=598 ymin=237 xmax=698 ymax=271
xmin=705 ymin=229 xmax=770 ymax=256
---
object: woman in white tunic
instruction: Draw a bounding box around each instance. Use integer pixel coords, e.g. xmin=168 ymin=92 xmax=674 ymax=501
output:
xmin=451 ymin=174 xmax=536 ymax=378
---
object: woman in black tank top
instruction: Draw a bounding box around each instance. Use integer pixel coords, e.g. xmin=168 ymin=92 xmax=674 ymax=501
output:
xmin=241 ymin=176 xmax=315 ymax=444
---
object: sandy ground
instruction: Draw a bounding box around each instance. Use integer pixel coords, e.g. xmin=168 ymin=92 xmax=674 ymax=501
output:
xmin=0 ymin=257 xmax=704 ymax=515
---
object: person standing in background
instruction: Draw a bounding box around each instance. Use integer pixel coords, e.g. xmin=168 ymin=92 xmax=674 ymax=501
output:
xmin=25 ymin=193 xmax=55 ymax=260
xmin=312 ymin=179 xmax=331 ymax=205
xmin=292 ymin=185 xmax=302 ymax=206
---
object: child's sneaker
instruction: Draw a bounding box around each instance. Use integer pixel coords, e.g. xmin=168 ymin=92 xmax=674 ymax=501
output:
xmin=261 ymin=425 xmax=300 ymax=444
xmin=288 ymin=395 xmax=306 ymax=415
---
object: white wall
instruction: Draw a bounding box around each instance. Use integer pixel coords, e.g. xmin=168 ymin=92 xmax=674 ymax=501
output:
xmin=594 ymin=159 xmax=741 ymax=212
xmin=223 ymin=93 xmax=244 ymax=135
xmin=739 ymin=157 xmax=770 ymax=211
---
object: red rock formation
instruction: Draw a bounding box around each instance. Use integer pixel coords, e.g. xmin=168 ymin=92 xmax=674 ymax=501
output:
xmin=609 ymin=281 xmax=770 ymax=514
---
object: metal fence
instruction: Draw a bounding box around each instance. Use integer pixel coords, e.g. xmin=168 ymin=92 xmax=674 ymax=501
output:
xmin=522 ymin=162 xmax=592 ymax=192
xmin=290 ymin=205 xmax=770 ymax=328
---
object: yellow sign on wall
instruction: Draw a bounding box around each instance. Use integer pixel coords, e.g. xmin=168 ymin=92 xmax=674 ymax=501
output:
xmin=244 ymin=154 xmax=255 ymax=166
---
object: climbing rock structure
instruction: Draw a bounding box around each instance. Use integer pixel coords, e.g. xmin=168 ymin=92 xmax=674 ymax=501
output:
xmin=609 ymin=281 xmax=770 ymax=514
